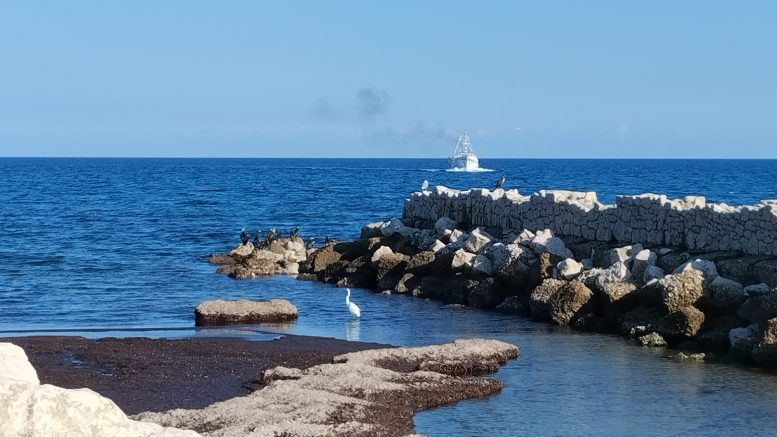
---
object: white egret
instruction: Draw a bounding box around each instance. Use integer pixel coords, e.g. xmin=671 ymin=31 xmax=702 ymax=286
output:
xmin=345 ymin=288 xmax=361 ymax=318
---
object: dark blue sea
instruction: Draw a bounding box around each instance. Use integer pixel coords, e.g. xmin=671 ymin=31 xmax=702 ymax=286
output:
xmin=2 ymin=158 xmax=777 ymax=436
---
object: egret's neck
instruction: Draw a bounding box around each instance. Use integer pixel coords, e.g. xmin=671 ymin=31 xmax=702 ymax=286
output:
xmin=345 ymin=289 xmax=350 ymax=304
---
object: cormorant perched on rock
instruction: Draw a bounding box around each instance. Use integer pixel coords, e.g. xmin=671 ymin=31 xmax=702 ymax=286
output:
xmin=421 ymin=180 xmax=429 ymax=191
xmin=324 ymin=235 xmax=334 ymax=245
xmin=266 ymin=228 xmax=278 ymax=242
xmin=495 ymin=175 xmax=506 ymax=189
xmin=240 ymin=229 xmax=249 ymax=245
xmin=306 ymin=237 xmax=315 ymax=249
xmin=290 ymin=227 xmax=300 ymax=239
xmin=252 ymin=231 xmax=262 ymax=247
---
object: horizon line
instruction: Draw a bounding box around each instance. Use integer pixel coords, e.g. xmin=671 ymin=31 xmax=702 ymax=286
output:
xmin=1 ymin=156 xmax=777 ymax=160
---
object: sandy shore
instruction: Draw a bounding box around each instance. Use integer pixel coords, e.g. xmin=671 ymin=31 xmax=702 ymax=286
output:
xmin=3 ymin=335 xmax=388 ymax=415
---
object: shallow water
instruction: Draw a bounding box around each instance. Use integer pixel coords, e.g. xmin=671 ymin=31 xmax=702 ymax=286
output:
xmin=2 ymin=158 xmax=777 ymax=435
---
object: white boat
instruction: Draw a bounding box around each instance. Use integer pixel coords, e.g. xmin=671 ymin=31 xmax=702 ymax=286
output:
xmin=448 ymin=132 xmax=480 ymax=171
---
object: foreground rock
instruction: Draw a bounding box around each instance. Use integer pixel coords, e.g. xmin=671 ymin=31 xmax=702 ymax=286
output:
xmin=195 ymin=299 xmax=298 ymax=326
xmin=137 ymin=339 xmax=519 ymax=437
xmin=0 ymin=342 xmax=197 ymax=437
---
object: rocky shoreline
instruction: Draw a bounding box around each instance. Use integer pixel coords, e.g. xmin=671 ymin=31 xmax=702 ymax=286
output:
xmin=213 ymin=186 xmax=777 ymax=369
xmin=1 ymin=336 xmax=518 ymax=437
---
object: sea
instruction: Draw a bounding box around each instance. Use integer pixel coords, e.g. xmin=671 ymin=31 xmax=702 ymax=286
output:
xmin=2 ymin=158 xmax=777 ymax=436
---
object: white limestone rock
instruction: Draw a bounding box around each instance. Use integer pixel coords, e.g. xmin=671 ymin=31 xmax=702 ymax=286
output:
xmin=511 ymin=229 xmax=536 ymax=246
xmin=431 ymin=239 xmax=446 ymax=253
xmin=631 ymin=249 xmax=657 ymax=283
xmin=605 ymin=244 xmax=644 ymax=266
xmin=449 ymin=229 xmax=468 ymax=244
xmin=472 ymin=255 xmax=494 ymax=276
xmin=451 ymin=249 xmax=477 ymax=272
xmin=673 ymin=259 xmax=718 ymax=286
xmin=370 ymin=246 xmax=394 ymax=266
xmin=557 ymin=258 xmax=583 ymax=280
xmin=464 ymin=228 xmax=494 ymax=254
xmin=229 ymin=242 xmax=254 ymax=257
xmin=529 ymin=229 xmax=573 ymax=259
xmin=434 ymin=217 xmax=457 ymax=236
xmin=0 ymin=343 xmax=39 ymax=385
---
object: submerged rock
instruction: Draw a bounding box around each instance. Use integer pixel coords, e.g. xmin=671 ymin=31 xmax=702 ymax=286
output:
xmin=194 ymin=299 xmax=298 ymax=326
xmin=637 ymin=332 xmax=667 ymax=347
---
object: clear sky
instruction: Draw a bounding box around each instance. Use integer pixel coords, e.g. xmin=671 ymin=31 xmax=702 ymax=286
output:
xmin=1 ymin=1 xmax=776 ymax=158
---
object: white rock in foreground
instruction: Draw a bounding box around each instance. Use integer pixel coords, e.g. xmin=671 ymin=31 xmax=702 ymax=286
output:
xmin=0 ymin=343 xmax=39 ymax=384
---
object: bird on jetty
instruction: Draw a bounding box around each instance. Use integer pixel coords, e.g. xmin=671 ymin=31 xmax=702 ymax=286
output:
xmin=266 ymin=228 xmax=278 ymax=242
xmin=324 ymin=235 xmax=334 ymax=245
xmin=421 ymin=180 xmax=429 ymax=192
xmin=290 ymin=227 xmax=300 ymax=240
xmin=306 ymin=237 xmax=316 ymax=249
xmin=252 ymin=231 xmax=262 ymax=247
xmin=240 ymin=229 xmax=249 ymax=245
xmin=495 ymin=175 xmax=506 ymax=189
xmin=345 ymin=288 xmax=361 ymax=318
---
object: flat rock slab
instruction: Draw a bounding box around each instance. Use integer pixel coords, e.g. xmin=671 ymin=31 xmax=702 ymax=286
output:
xmin=195 ymin=299 xmax=298 ymax=326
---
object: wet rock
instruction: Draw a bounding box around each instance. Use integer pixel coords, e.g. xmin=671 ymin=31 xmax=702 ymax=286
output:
xmin=637 ymin=332 xmax=667 ymax=347
xmin=620 ymin=305 xmax=664 ymax=337
xmin=659 ymin=269 xmax=705 ymax=312
xmin=495 ymin=296 xmax=527 ymax=314
xmin=530 ymin=279 xmax=594 ymax=325
xmin=464 ymin=228 xmax=494 ymax=253
xmin=467 ymin=278 xmax=503 ymax=309
xmin=451 ymin=249 xmax=477 ymax=272
xmin=195 ymin=299 xmax=298 ymax=326
xmin=673 ymin=352 xmax=706 ymax=361
xmin=599 ymin=281 xmax=639 ymax=317
xmin=729 ymin=324 xmax=760 ymax=358
xmin=557 ymin=258 xmax=583 ymax=280
xmin=694 ymin=315 xmax=744 ymax=351
xmin=394 ymin=273 xmax=421 ymax=294
xmin=658 ymin=306 xmax=705 ymax=338
xmin=472 ymin=254 xmax=494 ymax=276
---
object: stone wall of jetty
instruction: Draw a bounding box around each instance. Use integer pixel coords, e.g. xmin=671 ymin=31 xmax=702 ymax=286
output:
xmin=403 ymin=187 xmax=777 ymax=256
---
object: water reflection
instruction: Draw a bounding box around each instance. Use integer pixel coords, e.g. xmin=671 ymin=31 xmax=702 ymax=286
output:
xmin=345 ymin=319 xmax=361 ymax=341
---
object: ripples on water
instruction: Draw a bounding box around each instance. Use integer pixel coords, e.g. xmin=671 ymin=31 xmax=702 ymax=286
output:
xmin=2 ymin=158 xmax=777 ymax=436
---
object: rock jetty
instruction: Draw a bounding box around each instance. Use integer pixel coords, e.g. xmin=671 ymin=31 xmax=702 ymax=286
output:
xmin=0 ymin=343 xmax=198 ymax=437
xmin=210 ymin=235 xmax=308 ymax=279
xmin=136 ymin=339 xmax=518 ymax=437
xmin=248 ymin=186 xmax=777 ymax=368
xmin=194 ymin=299 xmax=299 ymax=326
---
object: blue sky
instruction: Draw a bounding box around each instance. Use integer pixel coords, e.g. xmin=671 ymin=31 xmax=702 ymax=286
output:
xmin=1 ymin=1 xmax=776 ymax=158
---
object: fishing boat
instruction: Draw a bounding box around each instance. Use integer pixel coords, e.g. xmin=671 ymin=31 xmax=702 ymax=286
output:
xmin=448 ymin=132 xmax=480 ymax=171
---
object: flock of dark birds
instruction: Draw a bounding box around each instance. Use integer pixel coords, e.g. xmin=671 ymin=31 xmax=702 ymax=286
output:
xmin=239 ymin=176 xmax=506 ymax=251
xmin=239 ymin=227 xmax=327 ymax=250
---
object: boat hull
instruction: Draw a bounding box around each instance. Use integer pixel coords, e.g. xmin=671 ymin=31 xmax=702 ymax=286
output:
xmin=449 ymin=154 xmax=480 ymax=171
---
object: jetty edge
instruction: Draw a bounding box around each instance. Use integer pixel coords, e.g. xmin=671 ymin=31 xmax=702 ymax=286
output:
xmin=276 ymin=185 xmax=777 ymax=368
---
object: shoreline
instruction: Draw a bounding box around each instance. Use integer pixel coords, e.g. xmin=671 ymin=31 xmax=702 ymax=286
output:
xmin=4 ymin=334 xmax=388 ymax=415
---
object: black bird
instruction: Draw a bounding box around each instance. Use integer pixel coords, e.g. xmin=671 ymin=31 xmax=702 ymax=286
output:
xmin=266 ymin=228 xmax=278 ymax=242
xmin=290 ymin=227 xmax=300 ymax=239
xmin=252 ymin=231 xmax=262 ymax=246
xmin=240 ymin=229 xmax=249 ymax=245
xmin=306 ymin=237 xmax=316 ymax=250
xmin=495 ymin=175 xmax=506 ymax=189
xmin=324 ymin=235 xmax=332 ymax=245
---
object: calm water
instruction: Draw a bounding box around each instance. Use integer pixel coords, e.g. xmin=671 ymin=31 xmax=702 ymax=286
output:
xmin=2 ymin=158 xmax=777 ymax=436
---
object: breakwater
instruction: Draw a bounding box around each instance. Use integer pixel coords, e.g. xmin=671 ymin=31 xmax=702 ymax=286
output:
xmin=403 ymin=186 xmax=777 ymax=256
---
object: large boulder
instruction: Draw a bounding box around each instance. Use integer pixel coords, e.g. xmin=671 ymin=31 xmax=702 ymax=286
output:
xmin=753 ymin=318 xmax=777 ymax=366
xmin=406 ymin=251 xmax=436 ymax=274
xmin=529 ymin=279 xmax=594 ymax=325
xmin=482 ymin=243 xmax=510 ymax=272
xmin=463 ymin=228 xmax=494 ymax=253
xmin=753 ymin=259 xmax=777 ymax=287
xmin=673 ymin=259 xmax=718 ymax=286
xmin=379 ymin=218 xmax=412 ymax=237
xmin=604 ymin=244 xmax=643 ymax=267
xmin=472 ymin=255 xmax=494 ymax=276
xmin=194 ymin=299 xmax=298 ymax=326
xmin=306 ymin=245 xmax=342 ymax=273
xmin=467 ymin=278 xmax=504 ymax=309
xmin=229 ymin=242 xmax=254 ymax=257
xmin=643 ymin=265 xmax=665 ymax=283
xmin=659 ymin=269 xmax=705 ymax=312
xmin=737 ymin=291 xmax=777 ymax=325
xmin=657 ymin=306 xmax=705 ymax=338
xmin=705 ymin=276 xmax=746 ymax=315
xmin=729 ymin=324 xmax=760 ymax=358
xmin=370 ymin=246 xmax=394 ymax=267
xmin=375 ymin=253 xmax=410 ymax=290
xmin=0 ymin=343 xmax=197 ymax=437
xmin=620 ymin=305 xmax=664 ymax=337
xmin=557 ymin=258 xmax=583 ymax=280
xmin=631 ymin=249 xmax=657 ymax=284
xmin=599 ymin=281 xmax=639 ymax=318
xmin=495 ymin=296 xmax=527 ymax=314
xmin=744 ymin=283 xmax=770 ymax=297
xmin=529 ymin=229 xmax=573 ymax=259
xmin=579 ymin=262 xmax=633 ymax=291
xmin=451 ymin=249 xmax=477 ymax=272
